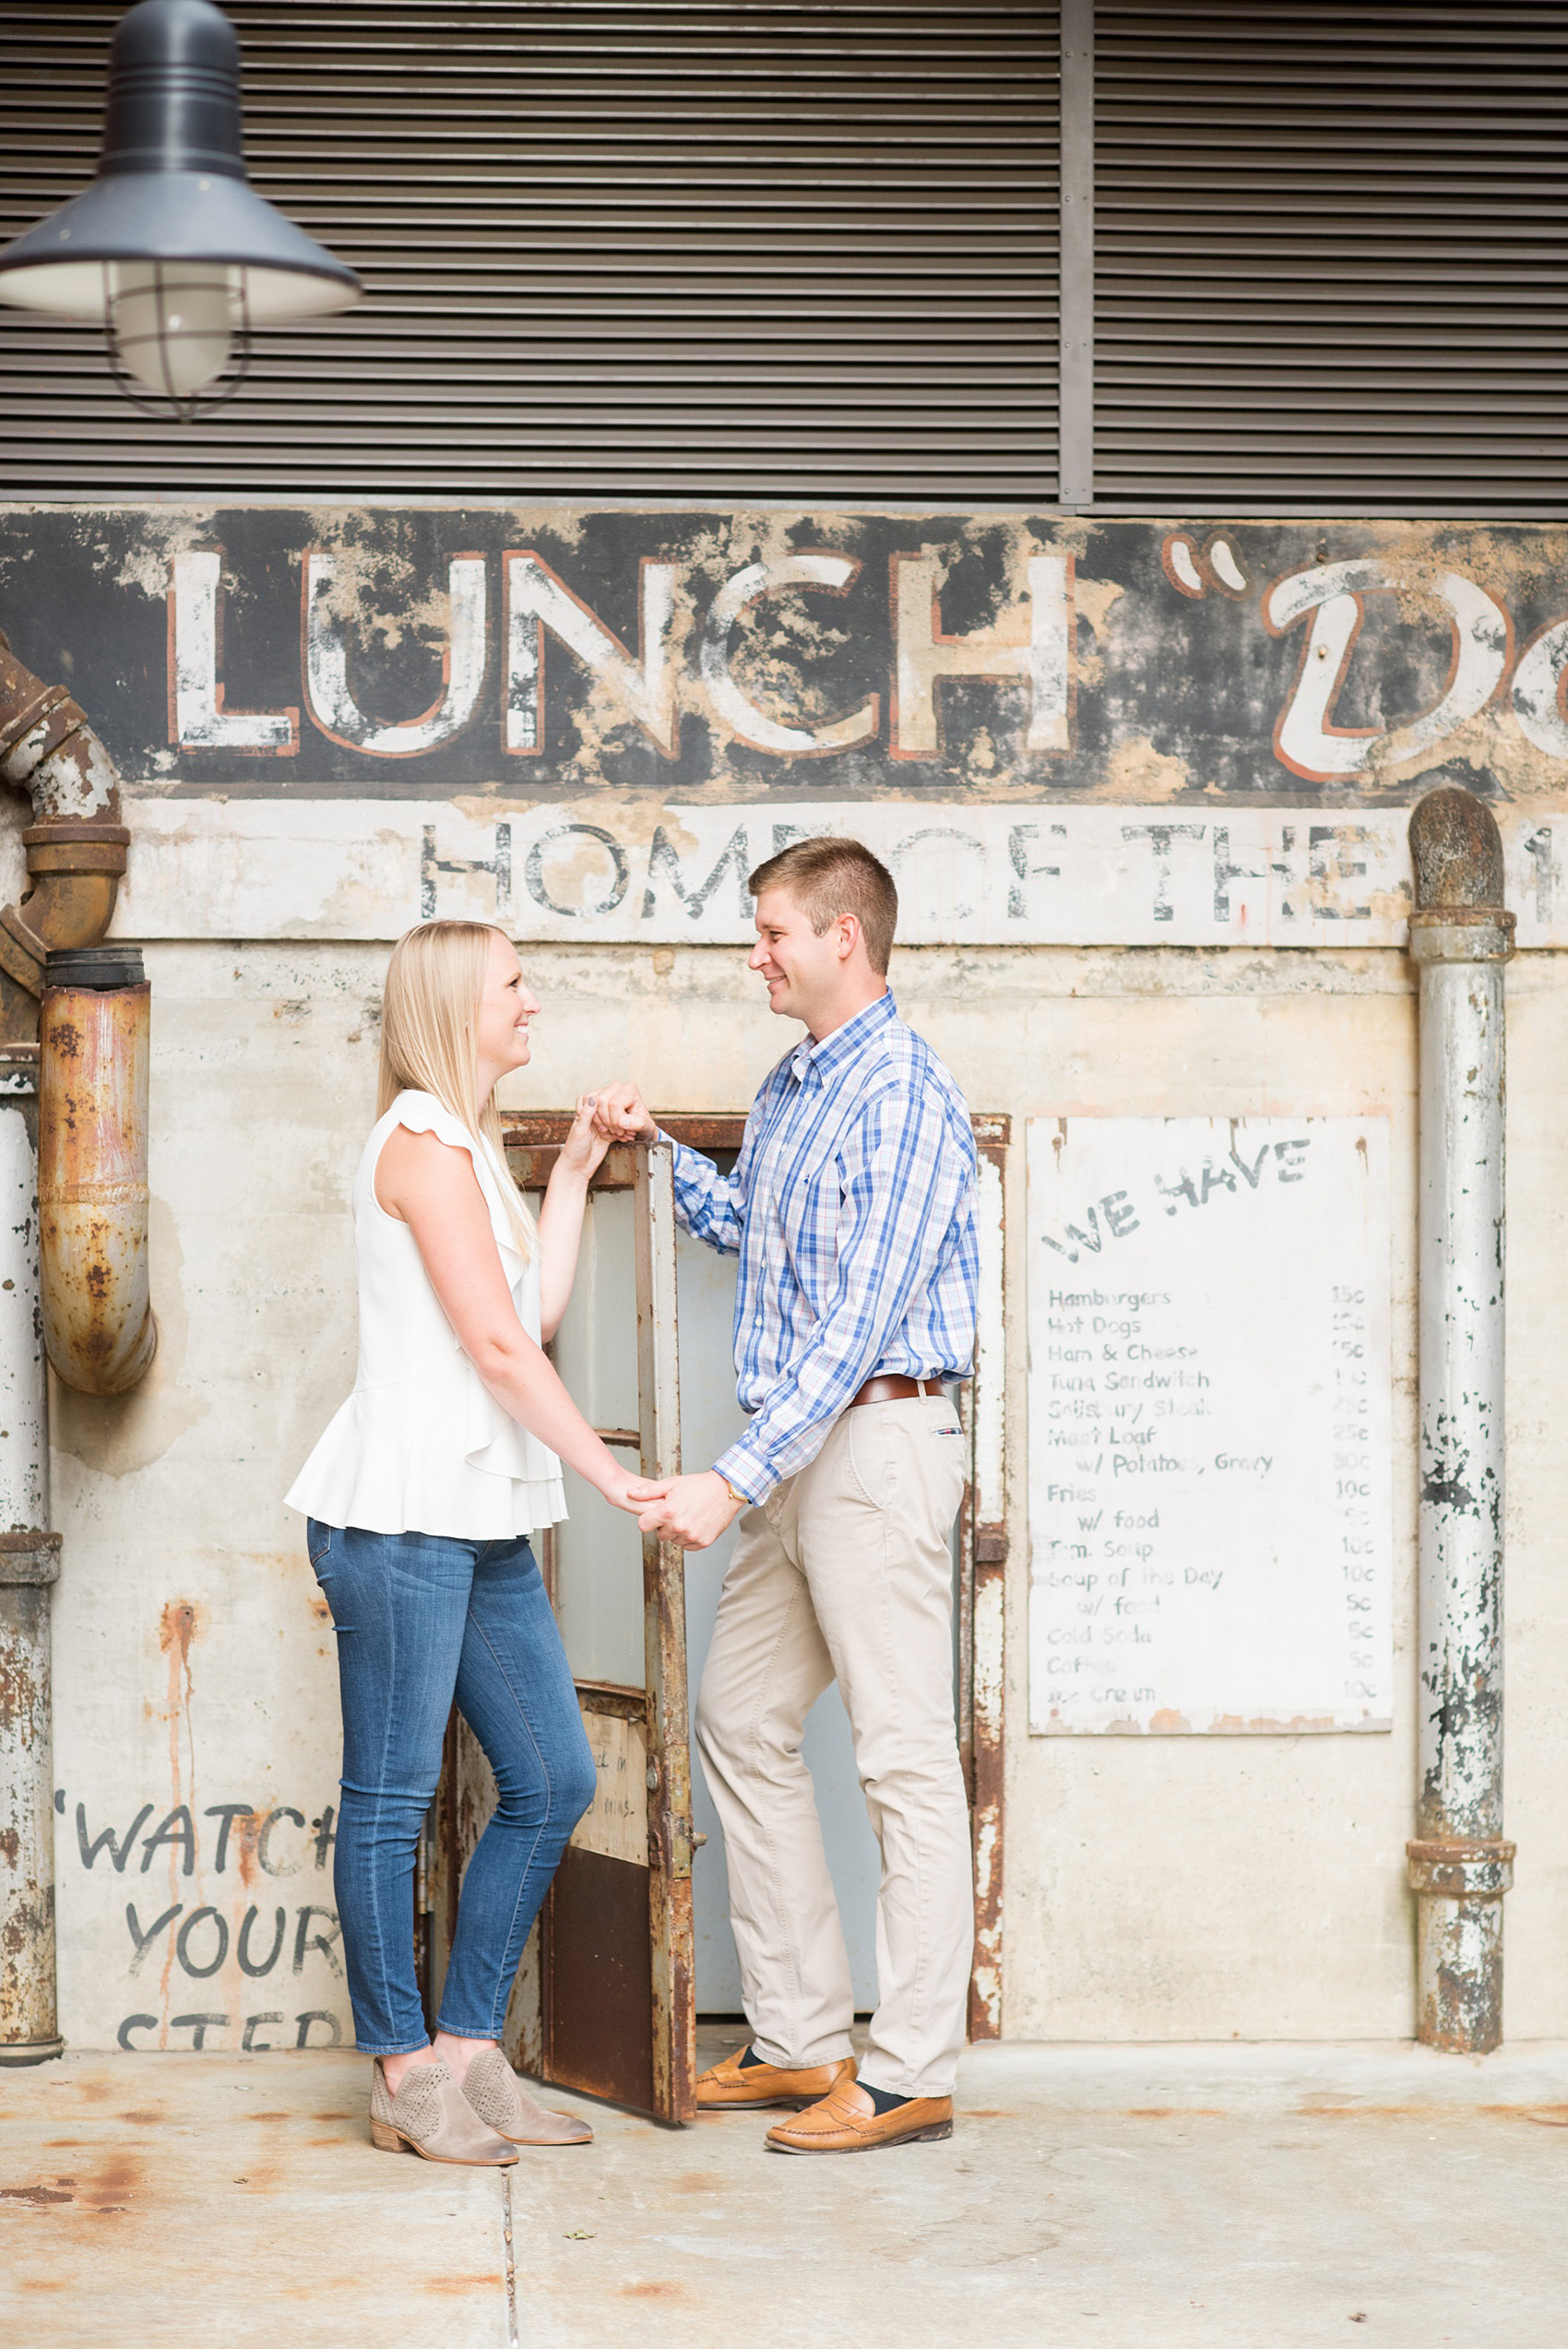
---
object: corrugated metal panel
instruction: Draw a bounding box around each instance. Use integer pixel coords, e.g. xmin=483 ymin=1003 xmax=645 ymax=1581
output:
xmin=0 ymin=2 xmax=1058 ymax=504
xmin=1094 ymin=3 xmax=1568 ymax=516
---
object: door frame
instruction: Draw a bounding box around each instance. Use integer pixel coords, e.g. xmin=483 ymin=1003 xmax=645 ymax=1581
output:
xmin=505 ymin=1106 xmax=1012 ymax=2042
xmin=961 ymin=1115 xmax=1010 ymax=2039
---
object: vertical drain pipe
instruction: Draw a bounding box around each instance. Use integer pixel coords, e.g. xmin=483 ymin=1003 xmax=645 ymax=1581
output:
xmin=1406 ymin=785 xmax=1515 ymax=2053
xmin=0 ymin=1058 xmax=59 ymax=2064
xmin=39 ymin=947 xmax=155 ymax=1397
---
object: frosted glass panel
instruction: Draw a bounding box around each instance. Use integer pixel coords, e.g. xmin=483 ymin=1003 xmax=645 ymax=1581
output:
xmin=546 ymin=1191 xmax=645 ymax=1687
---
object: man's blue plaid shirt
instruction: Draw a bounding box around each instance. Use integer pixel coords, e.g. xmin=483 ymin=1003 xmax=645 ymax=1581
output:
xmin=665 ymin=991 xmax=979 ymax=1503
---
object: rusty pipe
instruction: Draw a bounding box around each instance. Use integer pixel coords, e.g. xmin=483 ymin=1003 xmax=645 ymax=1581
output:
xmin=0 ymin=630 xmax=151 ymax=1394
xmin=0 ymin=1536 xmax=64 ymax=2065
xmin=0 ymin=628 xmax=148 ymax=2064
xmin=0 ymin=1067 xmax=55 ymax=2064
xmin=0 ymin=629 xmax=128 ymax=1053
xmin=1406 ymin=785 xmax=1515 ymax=2053
xmin=40 ymin=950 xmax=156 ymax=1398
xmin=0 ymin=634 xmax=119 ymax=823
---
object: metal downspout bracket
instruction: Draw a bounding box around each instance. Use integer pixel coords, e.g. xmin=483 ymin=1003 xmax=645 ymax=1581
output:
xmin=1407 ymin=785 xmax=1515 ymax=2054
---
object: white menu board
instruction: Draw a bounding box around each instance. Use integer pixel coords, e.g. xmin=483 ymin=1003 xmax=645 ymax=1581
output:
xmin=1028 ymin=1116 xmax=1392 ymax=1735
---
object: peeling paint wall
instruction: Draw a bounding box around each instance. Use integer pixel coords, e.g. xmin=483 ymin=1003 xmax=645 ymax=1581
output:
xmin=7 ymin=508 xmax=1568 ymax=807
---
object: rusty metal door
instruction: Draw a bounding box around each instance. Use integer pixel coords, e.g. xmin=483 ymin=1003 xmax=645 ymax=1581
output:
xmin=536 ymin=1139 xmax=695 ymax=2122
xmin=422 ymin=1132 xmax=696 ymax=2124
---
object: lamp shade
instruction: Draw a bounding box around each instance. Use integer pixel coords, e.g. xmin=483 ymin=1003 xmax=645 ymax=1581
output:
xmin=0 ymin=0 xmax=361 ymax=324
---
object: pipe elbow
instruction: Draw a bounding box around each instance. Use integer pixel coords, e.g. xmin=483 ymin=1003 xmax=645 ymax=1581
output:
xmin=0 ymin=631 xmax=129 ymax=1027
xmin=1408 ymin=785 xmax=1515 ymax=968
xmin=24 ymin=868 xmax=122 ymax=953
xmin=0 ymin=836 xmax=130 ymax=1011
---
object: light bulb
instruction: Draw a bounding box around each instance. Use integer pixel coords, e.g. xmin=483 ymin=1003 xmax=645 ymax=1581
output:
xmin=109 ymin=261 xmax=237 ymax=399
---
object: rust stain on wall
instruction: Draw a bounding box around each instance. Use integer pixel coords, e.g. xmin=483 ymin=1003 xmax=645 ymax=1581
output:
xmin=152 ymin=1599 xmax=207 ymax=2039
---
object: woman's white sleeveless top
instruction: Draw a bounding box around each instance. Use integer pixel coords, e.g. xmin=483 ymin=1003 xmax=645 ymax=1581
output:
xmin=285 ymin=1091 xmax=567 ymax=1540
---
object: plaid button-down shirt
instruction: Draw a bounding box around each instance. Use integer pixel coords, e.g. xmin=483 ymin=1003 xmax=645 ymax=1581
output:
xmin=666 ymin=991 xmax=979 ymax=1503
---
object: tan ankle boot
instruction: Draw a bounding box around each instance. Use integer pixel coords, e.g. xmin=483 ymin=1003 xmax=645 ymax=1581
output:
xmin=369 ymin=2058 xmax=518 ymax=2165
xmin=458 ymin=2046 xmax=593 ymax=2145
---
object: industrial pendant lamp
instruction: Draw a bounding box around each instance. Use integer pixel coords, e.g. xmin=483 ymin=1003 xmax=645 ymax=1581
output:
xmin=0 ymin=0 xmax=361 ymax=420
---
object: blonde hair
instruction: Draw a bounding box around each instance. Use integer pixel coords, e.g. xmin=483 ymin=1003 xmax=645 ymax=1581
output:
xmin=377 ymin=920 xmax=537 ymax=1259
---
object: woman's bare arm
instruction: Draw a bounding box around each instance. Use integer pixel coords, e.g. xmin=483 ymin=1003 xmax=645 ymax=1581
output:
xmin=536 ymin=1094 xmax=608 ymax=1342
xmin=375 ymin=1124 xmax=661 ymax=1511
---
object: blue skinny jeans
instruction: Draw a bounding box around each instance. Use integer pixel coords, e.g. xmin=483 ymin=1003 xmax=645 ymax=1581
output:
xmin=307 ymin=1520 xmax=596 ymax=2056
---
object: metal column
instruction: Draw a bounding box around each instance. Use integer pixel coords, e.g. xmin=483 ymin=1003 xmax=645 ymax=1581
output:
xmin=0 ymin=1065 xmax=61 ymax=2064
xmin=1406 ymin=786 xmax=1515 ymax=2053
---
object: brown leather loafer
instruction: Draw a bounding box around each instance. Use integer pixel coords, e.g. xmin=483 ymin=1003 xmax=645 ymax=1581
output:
xmin=695 ymin=2046 xmax=858 ymax=2111
xmin=766 ymin=2081 xmax=954 ymax=2153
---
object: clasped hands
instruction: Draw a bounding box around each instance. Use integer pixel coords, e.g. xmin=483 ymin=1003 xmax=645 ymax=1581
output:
xmin=586 ymin=1079 xmax=746 ymax=1555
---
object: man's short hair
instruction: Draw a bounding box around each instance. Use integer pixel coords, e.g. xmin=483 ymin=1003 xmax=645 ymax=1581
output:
xmin=747 ymin=837 xmax=898 ymax=975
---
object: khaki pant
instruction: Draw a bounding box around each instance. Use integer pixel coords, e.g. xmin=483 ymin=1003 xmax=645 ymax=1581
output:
xmin=695 ymin=1394 xmax=974 ymax=2098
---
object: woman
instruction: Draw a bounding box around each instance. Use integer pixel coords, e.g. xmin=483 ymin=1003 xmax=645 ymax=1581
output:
xmin=287 ymin=919 xmax=664 ymax=2168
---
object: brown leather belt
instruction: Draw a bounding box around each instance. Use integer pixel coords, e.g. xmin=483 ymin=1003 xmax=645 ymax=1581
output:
xmin=848 ymin=1375 xmax=947 ymax=1408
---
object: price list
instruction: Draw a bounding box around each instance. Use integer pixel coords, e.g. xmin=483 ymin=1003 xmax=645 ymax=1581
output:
xmin=1027 ymin=1117 xmax=1392 ymax=1735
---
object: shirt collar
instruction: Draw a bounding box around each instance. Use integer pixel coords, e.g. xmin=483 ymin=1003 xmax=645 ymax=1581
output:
xmin=790 ymin=990 xmax=897 ymax=1084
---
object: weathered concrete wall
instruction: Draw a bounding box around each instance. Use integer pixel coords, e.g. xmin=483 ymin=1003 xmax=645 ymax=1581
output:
xmin=49 ymin=945 xmax=381 ymax=2053
xmin=19 ymin=498 xmax=1568 ymax=2051
xmin=44 ymin=927 xmax=1568 ymax=2048
xmin=1491 ymin=954 xmax=1568 ymax=2042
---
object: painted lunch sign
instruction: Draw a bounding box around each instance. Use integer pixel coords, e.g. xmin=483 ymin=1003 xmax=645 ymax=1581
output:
xmin=2 ymin=507 xmax=1567 ymax=803
xmin=6 ymin=508 xmax=1568 ymax=948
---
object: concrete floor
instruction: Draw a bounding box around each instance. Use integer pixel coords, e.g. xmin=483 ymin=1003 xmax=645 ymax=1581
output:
xmin=3 ymin=2030 xmax=1566 ymax=2347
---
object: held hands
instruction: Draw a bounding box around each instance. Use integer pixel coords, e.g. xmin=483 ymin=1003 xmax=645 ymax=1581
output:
xmin=600 ymin=1466 xmax=743 ymax=1550
xmin=589 ymin=1080 xmax=659 ymax=1147
xmin=636 ymin=1469 xmax=744 ymax=1551
xmin=604 ymin=1468 xmax=672 ymax=1518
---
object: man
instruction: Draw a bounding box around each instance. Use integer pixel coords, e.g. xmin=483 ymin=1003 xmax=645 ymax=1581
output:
xmin=596 ymin=836 xmax=978 ymax=2154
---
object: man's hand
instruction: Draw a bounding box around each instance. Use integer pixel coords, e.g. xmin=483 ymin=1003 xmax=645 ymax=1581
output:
xmin=590 ymin=1079 xmax=658 ymax=1146
xmin=637 ymin=1468 xmax=744 ymax=1550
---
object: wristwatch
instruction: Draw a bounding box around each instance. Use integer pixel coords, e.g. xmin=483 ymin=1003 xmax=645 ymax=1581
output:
xmin=721 ymin=1477 xmax=749 ymax=1509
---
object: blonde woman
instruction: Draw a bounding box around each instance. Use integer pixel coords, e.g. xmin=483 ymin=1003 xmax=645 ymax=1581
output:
xmin=287 ymin=920 xmax=664 ymax=2167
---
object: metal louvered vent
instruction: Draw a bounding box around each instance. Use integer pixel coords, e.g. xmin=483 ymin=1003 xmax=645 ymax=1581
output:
xmin=0 ymin=2 xmax=1058 ymax=504
xmin=1092 ymin=3 xmax=1568 ymax=516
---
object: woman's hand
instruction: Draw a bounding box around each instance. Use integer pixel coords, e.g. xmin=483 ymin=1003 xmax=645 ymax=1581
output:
xmin=557 ymin=1091 xmax=612 ymax=1182
xmin=604 ymin=1470 xmax=671 ymax=1517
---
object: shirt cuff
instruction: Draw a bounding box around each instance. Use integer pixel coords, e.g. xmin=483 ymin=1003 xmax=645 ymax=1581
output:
xmin=712 ymin=1439 xmax=775 ymax=1506
xmin=661 ymin=1131 xmax=708 ymax=1193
